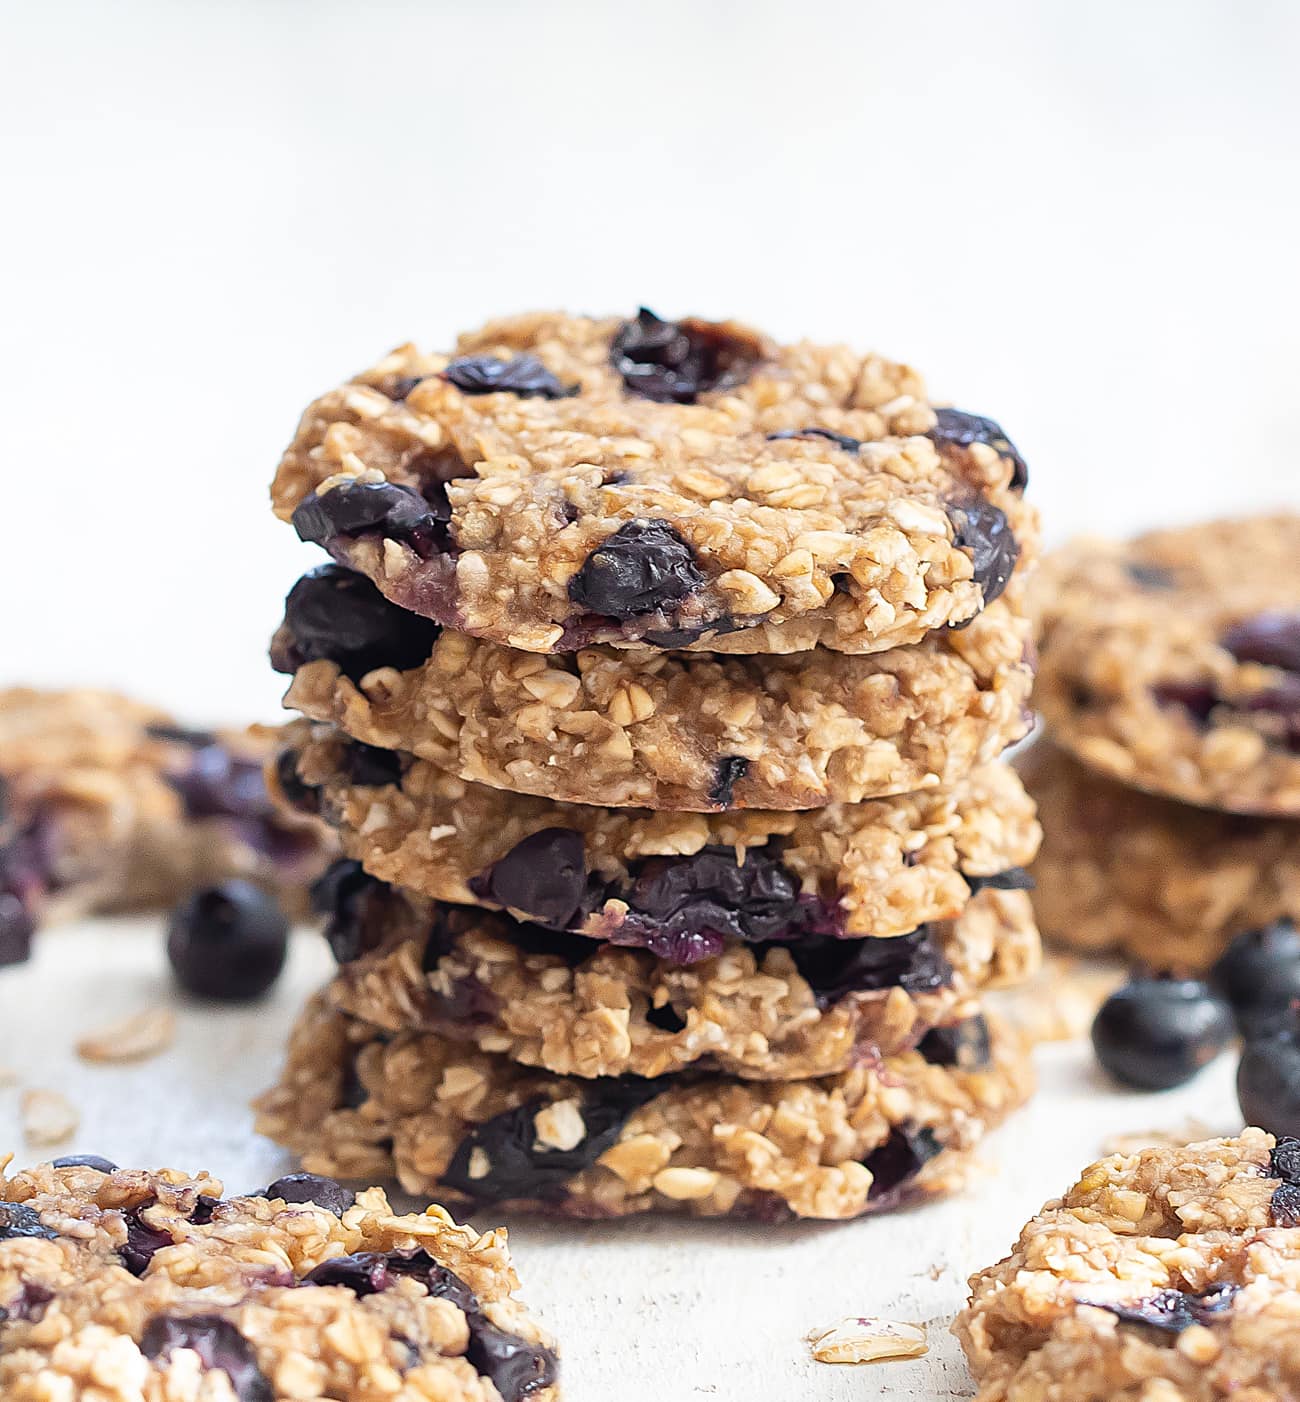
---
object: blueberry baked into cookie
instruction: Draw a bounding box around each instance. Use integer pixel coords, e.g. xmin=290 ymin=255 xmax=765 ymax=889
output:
xmin=0 ymin=1157 xmax=557 ymax=1400
xmin=955 ymin=1129 xmax=1300 ymax=1401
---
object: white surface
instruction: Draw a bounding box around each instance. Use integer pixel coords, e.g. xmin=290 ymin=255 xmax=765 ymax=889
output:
xmin=0 ymin=919 xmax=1245 ymax=1401
xmin=3 ymin=0 xmax=1299 ymax=721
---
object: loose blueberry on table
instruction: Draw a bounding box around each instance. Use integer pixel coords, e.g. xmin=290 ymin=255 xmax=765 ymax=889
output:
xmin=166 ymin=880 xmax=289 ymax=1001
xmin=1091 ymin=976 xmax=1234 ymax=1090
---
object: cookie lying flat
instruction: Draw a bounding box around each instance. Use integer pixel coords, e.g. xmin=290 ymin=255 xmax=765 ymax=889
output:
xmin=0 ymin=1158 xmax=556 ymax=1401
xmin=954 ymin=1129 xmax=1300 ymax=1402
xmin=1036 ymin=514 xmax=1300 ymax=816
xmin=1020 ymin=742 xmax=1300 ymax=973
xmin=314 ymin=865 xmax=1040 ymax=1079
xmin=273 ymin=564 xmax=1034 ymax=810
xmin=0 ymin=689 xmax=332 ymax=965
xmin=271 ymin=309 xmax=1034 ymax=656
xmin=256 ymin=998 xmax=1033 ymax=1221
xmin=277 ymin=722 xmax=1042 ymax=953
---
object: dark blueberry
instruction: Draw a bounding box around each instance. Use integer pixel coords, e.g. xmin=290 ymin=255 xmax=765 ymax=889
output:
xmin=568 ymin=519 xmax=706 ymax=621
xmin=378 ymin=375 xmax=424 ymax=401
xmin=51 ymin=1154 xmax=118 ymax=1172
xmin=641 ymin=615 xmax=740 ymax=649
xmin=342 ymin=740 xmax=406 ymax=788
xmin=141 ymin=1315 xmax=272 ymax=1402
xmin=1270 ymin=1181 xmax=1300 ymax=1226
xmin=766 ymin=428 xmax=863 ymax=452
xmin=708 ymin=756 xmax=749 ymax=808
xmin=917 ymin=1015 xmax=992 ymax=1070
xmin=863 ymin=1127 xmax=941 ymax=1198
xmin=0 ymin=1281 xmax=53 ymax=1324
xmin=0 ymin=893 xmax=35 ymax=967
xmin=273 ymin=749 xmax=321 ymax=816
xmin=1269 ymin=1135 xmax=1300 ymax=1183
xmin=645 ymin=1001 xmax=688 ymax=1033
xmin=496 ymin=916 xmax=597 ymax=967
xmin=339 ymin=1055 xmax=368 ymax=1111
xmin=312 ymin=860 xmax=389 ymax=965
xmin=264 ymin=1172 xmax=355 ymax=1217
xmin=0 ymin=810 xmax=56 ymax=967
xmin=467 ymin=1315 xmax=558 ymax=1401
xmin=1238 ymin=676 xmax=1300 ymax=752
xmin=1239 ymin=1028 xmax=1300 ymax=1138
xmin=1153 ymin=679 xmax=1219 ymax=725
xmin=1221 ymin=612 xmax=1300 ymax=673
xmin=190 ymin=1195 xmax=221 ymax=1225
xmin=303 ymin=1249 xmax=399 ymax=1296
xmin=1208 ymin=920 xmax=1300 ymax=1038
xmin=929 ymin=408 xmax=1028 ymax=490
xmin=443 ymin=1080 xmax=659 ymax=1203
xmin=786 ymin=927 xmax=952 ymax=1009
xmin=166 ymin=881 xmax=289 ymax=1002
xmin=271 ymin=564 xmax=441 ymax=684
xmin=119 ymin=1205 xmax=174 ymax=1275
xmin=0 ymin=1202 xmax=58 ymax=1241
xmin=610 ymin=307 xmax=761 ymax=404
xmin=165 ymin=744 xmax=269 ymax=823
xmin=1092 ymin=978 xmax=1234 ymax=1090
xmin=1097 ymin=1284 xmax=1237 ymax=1334
xmin=946 ymin=500 xmax=1019 ymax=608
xmin=1127 ymin=562 xmax=1177 ymax=589
xmin=473 ymin=829 xmax=589 ymax=928
xmin=292 ymin=480 xmax=445 ymax=559
xmin=442 ymin=353 xmax=573 ymax=399
xmin=965 ymin=867 xmax=1035 ymax=895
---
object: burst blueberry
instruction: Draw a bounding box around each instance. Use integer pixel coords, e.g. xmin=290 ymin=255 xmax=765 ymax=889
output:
xmin=610 ymin=308 xmax=761 ymax=403
xmin=568 ymin=519 xmax=706 ymax=621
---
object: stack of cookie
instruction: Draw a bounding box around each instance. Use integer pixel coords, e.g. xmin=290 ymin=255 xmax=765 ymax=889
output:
xmin=255 ymin=309 xmax=1044 ymax=1220
xmin=1024 ymin=515 xmax=1300 ymax=972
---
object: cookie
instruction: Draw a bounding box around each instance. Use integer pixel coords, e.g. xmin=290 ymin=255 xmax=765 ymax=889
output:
xmin=277 ymin=722 xmax=1042 ymax=954
xmin=0 ymin=689 xmax=333 ymax=965
xmin=313 ymin=865 xmax=1040 ymax=1080
xmin=1036 ymin=514 xmax=1300 ymax=815
xmin=1021 ymin=741 xmax=1300 ymax=972
xmin=272 ymin=563 xmax=1034 ymax=810
xmin=954 ymin=1129 xmax=1300 ymax=1402
xmin=271 ymin=310 xmax=1036 ymax=656
xmin=0 ymin=1158 xmax=556 ymax=1401
xmin=255 ymin=997 xmax=1033 ymax=1220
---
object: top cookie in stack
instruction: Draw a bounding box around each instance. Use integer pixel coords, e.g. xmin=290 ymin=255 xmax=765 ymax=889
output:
xmin=260 ymin=311 xmax=1043 ymax=1221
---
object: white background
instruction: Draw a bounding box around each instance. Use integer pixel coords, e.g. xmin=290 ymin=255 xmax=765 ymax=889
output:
xmin=3 ymin=0 xmax=1298 ymax=721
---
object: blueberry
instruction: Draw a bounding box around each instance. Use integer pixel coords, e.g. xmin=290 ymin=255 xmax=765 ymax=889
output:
xmin=863 ymin=1127 xmax=941 ymax=1199
xmin=0 ymin=812 xmax=56 ymax=968
xmin=1269 ymin=1137 xmax=1300 ymax=1225
xmin=52 ymin=1154 xmax=118 ymax=1172
xmin=946 ymin=500 xmax=1019 ymax=609
xmin=442 ymin=353 xmax=573 ymax=399
xmin=610 ymin=307 xmax=761 ymax=403
xmin=377 ymin=375 xmax=423 ymax=401
xmin=1209 ymin=921 xmax=1300 ymax=1038
xmin=708 ymin=756 xmax=749 ymax=808
xmin=271 ymin=564 xmax=441 ymax=683
xmin=166 ymin=881 xmax=289 ymax=1002
xmin=140 ymin=1315 xmax=272 ymax=1402
xmin=917 ymin=1015 xmax=992 ymax=1070
xmin=965 ymin=867 xmax=1035 ymax=894
xmin=1152 ymin=679 xmax=1219 ymax=725
xmin=1096 ymin=1284 xmax=1237 ymax=1334
xmin=645 ymin=1001 xmax=687 ymax=1033
xmin=0 ymin=893 xmax=35 ymax=967
xmin=473 ymin=829 xmax=589 ymax=929
xmin=1239 ymin=1028 xmax=1300 ymax=1138
xmin=787 ymin=927 xmax=952 ymax=1009
xmin=1092 ymin=978 xmax=1234 ymax=1090
xmin=766 ymin=427 xmax=863 ymax=452
xmin=1220 ymin=612 xmax=1300 ymax=673
xmin=311 ymin=859 xmax=388 ymax=965
xmin=291 ymin=480 xmax=445 ymax=559
xmin=467 ymin=1314 xmax=559 ymax=1401
xmin=0 ymin=1201 xmax=58 ymax=1241
xmin=263 ymin=1172 xmax=354 ymax=1217
xmin=165 ymin=744 xmax=269 ymax=823
xmin=929 ymin=408 xmax=1028 ymax=490
xmin=118 ymin=1205 xmax=174 ymax=1275
xmin=1238 ymin=677 xmax=1300 ymax=752
xmin=0 ymin=1281 xmax=53 ymax=1323
xmin=272 ymin=749 xmax=321 ymax=816
xmin=341 ymin=740 xmax=406 ymax=788
xmin=568 ymin=519 xmax=706 ymax=621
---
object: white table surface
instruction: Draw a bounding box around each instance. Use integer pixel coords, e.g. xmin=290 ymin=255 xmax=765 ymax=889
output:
xmin=0 ymin=918 xmax=1244 ymax=1401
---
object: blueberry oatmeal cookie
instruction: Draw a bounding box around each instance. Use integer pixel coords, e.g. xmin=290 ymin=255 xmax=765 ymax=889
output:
xmin=255 ymin=999 xmax=1033 ymax=1220
xmin=0 ymin=689 xmax=332 ymax=964
xmin=1036 ymin=515 xmax=1300 ymax=816
xmin=271 ymin=310 xmax=1036 ymax=655
xmin=1020 ymin=742 xmax=1300 ymax=972
xmin=955 ymin=1129 xmax=1300 ymax=1402
xmin=275 ymin=722 xmax=1042 ymax=952
xmin=311 ymin=865 xmax=1040 ymax=1079
xmin=272 ymin=564 xmax=1035 ymax=810
xmin=0 ymin=1157 xmax=556 ymax=1400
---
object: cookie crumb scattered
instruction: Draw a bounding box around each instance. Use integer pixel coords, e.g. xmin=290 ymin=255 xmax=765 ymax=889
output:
xmin=75 ymin=1007 xmax=177 ymax=1063
xmin=808 ymin=1316 xmax=928 ymax=1364
xmin=22 ymin=1089 xmax=79 ymax=1146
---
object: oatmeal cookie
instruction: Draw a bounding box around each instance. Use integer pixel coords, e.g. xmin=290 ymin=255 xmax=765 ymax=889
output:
xmin=272 ymin=563 xmax=1034 ymax=810
xmin=954 ymin=1129 xmax=1300 ymax=1402
xmin=271 ymin=309 xmax=1036 ymax=655
xmin=0 ymin=689 xmax=333 ymax=965
xmin=0 ymin=1157 xmax=556 ymax=1401
xmin=1036 ymin=515 xmax=1300 ymax=815
xmin=313 ymin=866 xmax=1040 ymax=1079
xmin=277 ymin=722 xmax=1042 ymax=954
xmin=255 ymin=998 xmax=1033 ymax=1220
xmin=1021 ymin=742 xmax=1300 ymax=972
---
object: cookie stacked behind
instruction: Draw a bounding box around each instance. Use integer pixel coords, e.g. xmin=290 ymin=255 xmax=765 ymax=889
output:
xmin=256 ymin=309 xmax=1044 ymax=1220
xmin=1022 ymin=514 xmax=1300 ymax=972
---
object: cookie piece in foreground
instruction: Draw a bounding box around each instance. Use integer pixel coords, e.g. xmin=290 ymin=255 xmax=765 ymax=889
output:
xmin=955 ymin=1128 xmax=1300 ymax=1401
xmin=0 ymin=1159 xmax=557 ymax=1400
xmin=255 ymin=998 xmax=1033 ymax=1220
xmin=278 ymin=722 xmax=1042 ymax=952
xmin=1020 ymin=741 xmax=1300 ymax=973
xmin=273 ymin=563 xmax=1035 ymax=810
xmin=271 ymin=309 xmax=1034 ymax=655
xmin=1036 ymin=514 xmax=1300 ymax=816
xmin=317 ymin=868 xmax=1040 ymax=1080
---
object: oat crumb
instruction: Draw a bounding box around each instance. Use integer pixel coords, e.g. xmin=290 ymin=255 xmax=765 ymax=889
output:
xmin=76 ymin=1007 xmax=177 ymax=1063
xmin=808 ymin=1316 xmax=928 ymax=1364
xmin=22 ymin=1089 xmax=80 ymax=1146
